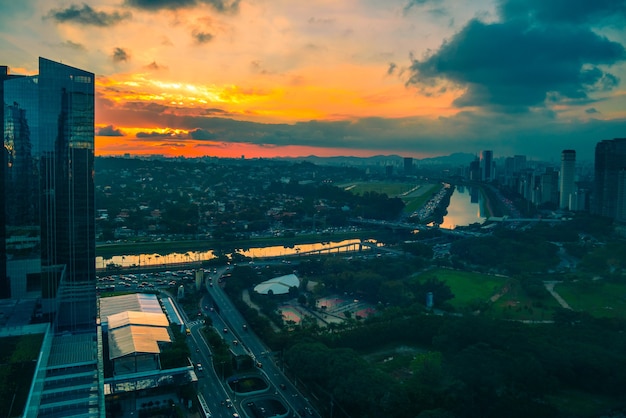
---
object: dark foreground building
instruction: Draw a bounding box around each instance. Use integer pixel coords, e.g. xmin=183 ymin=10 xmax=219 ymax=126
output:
xmin=593 ymin=138 xmax=626 ymax=222
xmin=2 ymin=58 xmax=103 ymax=417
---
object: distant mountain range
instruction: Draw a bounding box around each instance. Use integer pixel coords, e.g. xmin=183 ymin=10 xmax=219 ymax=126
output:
xmin=277 ymin=152 xmax=476 ymax=167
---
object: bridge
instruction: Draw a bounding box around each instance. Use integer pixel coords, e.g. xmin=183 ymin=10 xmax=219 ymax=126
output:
xmin=349 ymin=218 xmax=480 ymax=237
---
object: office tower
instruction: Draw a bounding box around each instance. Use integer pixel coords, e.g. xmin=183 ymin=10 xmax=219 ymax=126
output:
xmin=593 ymin=138 xmax=626 ymax=219
xmin=514 ymin=155 xmax=527 ymax=173
xmin=480 ymin=150 xmax=494 ymax=181
xmin=469 ymin=157 xmax=480 ymax=181
xmin=540 ymin=167 xmax=559 ymax=206
xmin=560 ymin=150 xmax=576 ymax=209
xmin=2 ymin=58 xmax=102 ymax=417
xmin=3 ymin=57 xmax=96 ymax=330
xmin=0 ymin=66 xmax=19 ymax=298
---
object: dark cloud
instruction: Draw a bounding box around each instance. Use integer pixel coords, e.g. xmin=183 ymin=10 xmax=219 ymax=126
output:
xmin=192 ymin=30 xmax=214 ymax=44
xmin=145 ymin=61 xmax=166 ymax=70
xmin=408 ymin=19 xmax=625 ymax=111
xmin=136 ymin=130 xmax=186 ymax=138
xmin=387 ymin=62 xmax=397 ymax=75
xmin=112 ymin=47 xmax=130 ymax=62
xmin=403 ymin=0 xmax=443 ymax=16
xmin=176 ymin=113 xmax=623 ymax=160
xmin=47 ymin=4 xmax=131 ymax=26
xmin=202 ymin=0 xmax=241 ymax=14
xmin=124 ymin=0 xmax=240 ymax=13
xmin=585 ymin=107 xmax=599 ymax=114
xmin=58 ymin=40 xmax=86 ymax=50
xmin=499 ymin=0 xmax=626 ymax=25
xmin=97 ymin=125 xmax=124 ymax=136
xmin=189 ymin=128 xmax=218 ymax=140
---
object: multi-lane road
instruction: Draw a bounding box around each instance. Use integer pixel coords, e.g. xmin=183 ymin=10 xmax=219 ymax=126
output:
xmin=186 ymin=265 xmax=319 ymax=418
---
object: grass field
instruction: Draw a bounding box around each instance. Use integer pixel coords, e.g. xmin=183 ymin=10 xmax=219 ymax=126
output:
xmin=402 ymin=184 xmax=441 ymax=213
xmin=342 ymin=182 xmax=420 ymax=196
xmin=417 ymin=268 xmax=509 ymax=310
xmin=341 ymin=181 xmax=442 ymax=214
xmin=487 ymin=280 xmax=562 ymax=321
xmin=554 ymin=280 xmax=626 ymax=319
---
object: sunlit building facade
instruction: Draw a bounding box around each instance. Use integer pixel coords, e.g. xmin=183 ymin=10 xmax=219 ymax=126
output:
xmin=2 ymin=58 xmax=103 ymax=417
xmin=2 ymin=57 xmax=96 ymax=329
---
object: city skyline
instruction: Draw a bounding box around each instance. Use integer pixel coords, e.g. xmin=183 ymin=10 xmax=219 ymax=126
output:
xmin=2 ymin=0 xmax=626 ymax=160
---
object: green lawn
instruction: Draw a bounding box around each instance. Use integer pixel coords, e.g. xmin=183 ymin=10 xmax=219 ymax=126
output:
xmin=402 ymin=184 xmax=441 ymax=213
xmin=419 ymin=268 xmax=509 ymax=310
xmin=343 ymin=182 xmax=420 ymax=197
xmin=554 ymin=280 xmax=626 ymax=319
xmin=487 ymin=280 xmax=562 ymax=321
xmin=341 ymin=181 xmax=442 ymax=215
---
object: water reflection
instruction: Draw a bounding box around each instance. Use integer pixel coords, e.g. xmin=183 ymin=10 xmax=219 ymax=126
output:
xmin=96 ymin=239 xmax=366 ymax=269
xmin=440 ymin=185 xmax=486 ymax=229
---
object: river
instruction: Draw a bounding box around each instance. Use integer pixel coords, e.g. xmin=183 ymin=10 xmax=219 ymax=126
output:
xmin=97 ymin=186 xmax=486 ymax=268
xmin=96 ymin=239 xmax=367 ymax=270
xmin=439 ymin=185 xmax=487 ymax=229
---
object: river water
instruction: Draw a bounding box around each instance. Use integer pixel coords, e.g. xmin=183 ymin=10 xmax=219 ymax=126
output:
xmin=97 ymin=185 xmax=486 ymax=268
xmin=96 ymin=239 xmax=366 ymax=270
xmin=439 ymin=185 xmax=487 ymax=229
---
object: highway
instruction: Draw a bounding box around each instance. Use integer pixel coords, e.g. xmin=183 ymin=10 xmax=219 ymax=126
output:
xmin=203 ymin=266 xmax=320 ymax=418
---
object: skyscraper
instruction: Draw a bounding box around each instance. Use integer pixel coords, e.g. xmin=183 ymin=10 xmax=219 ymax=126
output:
xmin=3 ymin=57 xmax=96 ymax=331
xmin=593 ymin=138 xmax=626 ymax=220
xmin=559 ymin=150 xmax=576 ymax=209
xmin=480 ymin=150 xmax=494 ymax=181
xmin=2 ymin=58 xmax=102 ymax=416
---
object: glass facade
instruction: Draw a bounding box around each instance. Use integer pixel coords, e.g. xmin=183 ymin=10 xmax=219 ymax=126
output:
xmin=2 ymin=58 xmax=95 ymax=332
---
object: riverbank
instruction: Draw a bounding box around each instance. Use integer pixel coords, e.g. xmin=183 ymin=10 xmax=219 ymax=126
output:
xmin=95 ymin=229 xmax=388 ymax=258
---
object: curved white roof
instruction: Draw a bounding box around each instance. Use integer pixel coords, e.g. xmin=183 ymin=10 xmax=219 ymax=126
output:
xmin=109 ymin=326 xmax=171 ymax=360
xmin=254 ymin=273 xmax=300 ymax=295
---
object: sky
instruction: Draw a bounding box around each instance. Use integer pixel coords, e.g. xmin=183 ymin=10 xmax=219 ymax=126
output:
xmin=2 ymin=0 xmax=626 ymax=161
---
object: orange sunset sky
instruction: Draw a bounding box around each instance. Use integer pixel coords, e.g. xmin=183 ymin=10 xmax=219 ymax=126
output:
xmin=2 ymin=0 xmax=626 ymax=161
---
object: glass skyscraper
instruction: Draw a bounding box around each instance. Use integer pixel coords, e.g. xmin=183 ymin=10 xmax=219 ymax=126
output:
xmin=2 ymin=58 xmax=103 ymax=417
xmin=2 ymin=57 xmax=95 ymax=331
xmin=594 ymin=138 xmax=626 ymax=221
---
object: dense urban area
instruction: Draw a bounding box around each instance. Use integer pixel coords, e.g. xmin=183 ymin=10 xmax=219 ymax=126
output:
xmin=99 ymin=154 xmax=625 ymax=418
xmin=4 ymin=152 xmax=626 ymax=418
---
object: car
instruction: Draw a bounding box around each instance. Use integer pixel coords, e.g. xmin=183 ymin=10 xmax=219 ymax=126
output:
xmin=279 ymin=383 xmax=286 ymax=390
xmin=196 ymin=363 xmax=203 ymax=372
xmin=305 ymin=407 xmax=313 ymax=415
xmin=225 ymin=399 xmax=233 ymax=408
xmin=223 ymin=328 xmax=228 ymax=333
xmin=232 ymin=340 xmax=238 ymax=345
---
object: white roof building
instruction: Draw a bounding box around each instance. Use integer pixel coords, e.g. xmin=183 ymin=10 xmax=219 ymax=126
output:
xmin=253 ymin=273 xmax=300 ymax=295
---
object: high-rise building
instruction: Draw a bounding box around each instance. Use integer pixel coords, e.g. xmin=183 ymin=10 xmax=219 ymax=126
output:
xmin=540 ymin=167 xmax=559 ymax=206
xmin=2 ymin=58 xmax=102 ymax=417
xmin=480 ymin=150 xmax=494 ymax=181
xmin=593 ymin=138 xmax=626 ymax=219
xmin=3 ymin=58 xmax=96 ymax=330
xmin=559 ymin=150 xmax=576 ymax=209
